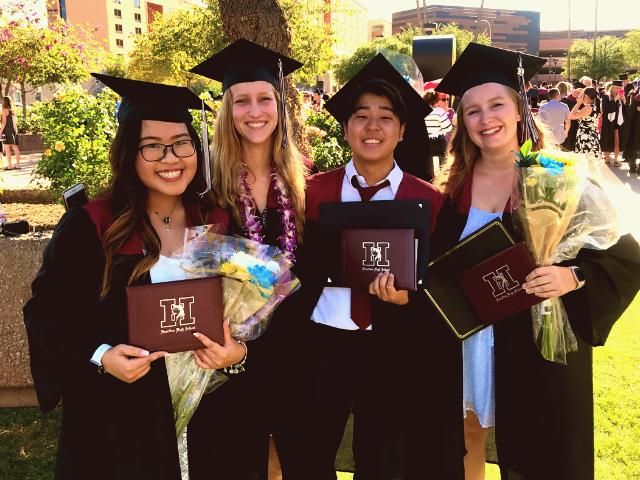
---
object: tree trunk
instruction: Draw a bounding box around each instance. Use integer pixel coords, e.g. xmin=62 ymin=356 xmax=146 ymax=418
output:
xmin=217 ymin=0 xmax=309 ymax=156
xmin=20 ymin=82 xmax=27 ymax=118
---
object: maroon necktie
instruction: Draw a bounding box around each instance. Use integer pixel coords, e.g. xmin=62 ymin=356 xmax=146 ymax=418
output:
xmin=351 ymin=176 xmax=391 ymax=201
xmin=349 ymin=175 xmax=390 ymax=329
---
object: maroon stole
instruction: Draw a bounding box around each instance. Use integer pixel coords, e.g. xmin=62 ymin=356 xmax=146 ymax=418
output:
xmin=305 ymin=166 xmax=443 ymax=328
xmin=84 ymin=196 xmax=229 ymax=255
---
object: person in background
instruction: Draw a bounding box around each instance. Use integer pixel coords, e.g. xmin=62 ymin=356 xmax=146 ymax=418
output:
xmin=560 ymin=81 xmax=584 ymax=151
xmin=556 ymin=81 xmax=571 ymax=100
xmin=623 ymin=93 xmax=640 ymax=174
xmin=601 ymin=81 xmax=627 ymax=167
xmin=1 ymin=96 xmax=21 ymax=170
xmin=423 ymin=88 xmax=454 ymax=170
xmin=537 ymin=88 xmax=570 ymax=145
xmin=572 ymin=87 xmax=602 ymax=157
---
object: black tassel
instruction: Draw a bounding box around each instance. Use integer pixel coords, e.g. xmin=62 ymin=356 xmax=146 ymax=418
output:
xmin=517 ymin=55 xmax=539 ymax=145
xmin=198 ymin=98 xmax=212 ymax=197
xmin=278 ymin=58 xmax=289 ymax=149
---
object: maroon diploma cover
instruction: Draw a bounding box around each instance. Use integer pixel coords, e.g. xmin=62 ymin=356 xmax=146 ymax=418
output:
xmin=456 ymin=242 xmax=541 ymax=325
xmin=126 ymin=277 xmax=224 ymax=353
xmin=341 ymin=229 xmax=417 ymax=290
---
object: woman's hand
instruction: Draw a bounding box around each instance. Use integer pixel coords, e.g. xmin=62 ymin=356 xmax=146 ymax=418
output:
xmin=368 ymin=272 xmax=409 ymax=305
xmin=191 ymin=320 xmax=246 ymax=370
xmin=576 ymin=92 xmax=584 ymax=106
xmin=522 ymin=266 xmax=578 ymax=298
xmin=101 ymin=345 xmax=167 ymax=383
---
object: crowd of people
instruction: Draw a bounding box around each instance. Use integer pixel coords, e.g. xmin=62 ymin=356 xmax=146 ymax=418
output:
xmin=20 ymin=38 xmax=640 ymax=480
xmin=529 ymin=75 xmax=640 ymax=173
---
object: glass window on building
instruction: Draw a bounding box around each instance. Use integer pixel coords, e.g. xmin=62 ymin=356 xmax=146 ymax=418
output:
xmin=134 ymin=12 xmax=142 ymax=22
xmin=135 ymin=27 xmax=142 ymax=35
xmin=116 ymin=39 xmax=124 ymax=48
xmin=115 ymin=24 xmax=123 ymax=33
xmin=133 ymin=0 xmax=141 ymax=7
xmin=114 ymin=8 xmax=122 ymax=18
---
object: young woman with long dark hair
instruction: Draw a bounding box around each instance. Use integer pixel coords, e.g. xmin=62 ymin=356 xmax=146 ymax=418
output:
xmin=23 ymin=75 xmax=235 ymax=480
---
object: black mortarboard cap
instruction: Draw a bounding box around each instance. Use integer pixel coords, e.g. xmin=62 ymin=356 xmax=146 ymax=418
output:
xmin=612 ymin=80 xmax=624 ymax=87
xmin=324 ymin=53 xmax=429 ymax=124
xmin=436 ymin=43 xmax=546 ymax=98
xmin=91 ymin=73 xmax=209 ymax=124
xmin=437 ymin=43 xmax=545 ymax=144
xmin=189 ymin=39 xmax=302 ymax=92
xmin=324 ymin=53 xmax=433 ymax=181
xmin=572 ymin=80 xmax=586 ymax=89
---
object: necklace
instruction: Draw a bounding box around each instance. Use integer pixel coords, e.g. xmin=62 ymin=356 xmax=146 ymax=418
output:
xmin=239 ymin=167 xmax=298 ymax=263
xmin=151 ymin=198 xmax=179 ymax=232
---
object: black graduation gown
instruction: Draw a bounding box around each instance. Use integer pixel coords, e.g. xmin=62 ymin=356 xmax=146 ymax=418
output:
xmin=22 ymin=200 xmax=229 ymax=480
xmin=560 ymin=95 xmax=578 ymax=152
xmin=623 ymin=98 xmax=640 ymax=163
xmin=600 ymin=96 xmax=629 ymax=152
xmin=296 ymin=167 xmax=464 ymax=480
xmin=430 ymin=183 xmax=640 ymax=480
xmin=187 ymin=183 xmax=304 ymax=480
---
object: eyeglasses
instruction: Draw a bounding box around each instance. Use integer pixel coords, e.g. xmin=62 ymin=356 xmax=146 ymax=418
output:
xmin=439 ymin=96 xmax=450 ymax=103
xmin=138 ymin=139 xmax=196 ymax=162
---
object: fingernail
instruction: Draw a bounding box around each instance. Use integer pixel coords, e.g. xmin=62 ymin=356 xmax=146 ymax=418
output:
xmin=525 ymin=289 xmax=531 ymax=294
xmin=226 ymin=318 xmax=230 ymax=326
xmin=140 ymin=350 xmax=149 ymax=356
xmin=193 ymin=332 xmax=200 ymax=337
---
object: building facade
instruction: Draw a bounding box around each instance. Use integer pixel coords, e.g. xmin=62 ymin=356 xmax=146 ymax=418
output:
xmin=392 ymin=5 xmax=540 ymax=55
xmin=46 ymin=0 xmax=205 ymax=55
xmin=368 ymin=18 xmax=391 ymax=41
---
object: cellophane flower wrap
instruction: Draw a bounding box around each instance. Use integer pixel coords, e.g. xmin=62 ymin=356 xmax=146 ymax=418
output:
xmin=166 ymin=225 xmax=300 ymax=436
xmin=511 ymin=141 xmax=621 ymax=364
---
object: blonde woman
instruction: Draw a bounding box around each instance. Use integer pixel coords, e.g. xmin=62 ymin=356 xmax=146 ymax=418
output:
xmin=433 ymin=43 xmax=640 ymax=480
xmin=187 ymin=40 xmax=308 ymax=480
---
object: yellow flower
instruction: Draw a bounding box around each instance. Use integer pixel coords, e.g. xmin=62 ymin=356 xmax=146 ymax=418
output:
xmin=44 ymin=148 xmax=52 ymax=157
xmin=525 ymin=177 xmax=537 ymax=187
xmin=54 ymin=141 xmax=65 ymax=152
xmin=57 ymin=93 xmax=66 ymax=101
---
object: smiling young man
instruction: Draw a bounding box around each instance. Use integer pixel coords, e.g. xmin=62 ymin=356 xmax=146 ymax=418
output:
xmin=293 ymin=55 xmax=464 ymax=480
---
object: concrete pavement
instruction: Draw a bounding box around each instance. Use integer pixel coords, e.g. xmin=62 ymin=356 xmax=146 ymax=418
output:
xmin=0 ymin=152 xmax=48 ymax=190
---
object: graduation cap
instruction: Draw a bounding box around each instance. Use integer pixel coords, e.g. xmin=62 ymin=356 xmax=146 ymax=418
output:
xmin=436 ymin=43 xmax=545 ymax=145
xmin=619 ymin=73 xmax=628 ymax=81
xmin=189 ymin=39 xmax=302 ymax=148
xmin=324 ymin=53 xmax=433 ymax=181
xmin=91 ymin=73 xmax=213 ymax=195
xmin=612 ymin=80 xmax=624 ymax=87
xmin=572 ymin=80 xmax=586 ymax=89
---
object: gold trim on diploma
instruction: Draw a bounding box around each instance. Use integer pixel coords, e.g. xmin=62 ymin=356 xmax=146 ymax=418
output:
xmin=422 ymin=221 xmax=515 ymax=340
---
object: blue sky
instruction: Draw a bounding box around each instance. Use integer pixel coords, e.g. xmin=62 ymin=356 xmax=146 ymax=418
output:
xmin=361 ymin=0 xmax=638 ymax=32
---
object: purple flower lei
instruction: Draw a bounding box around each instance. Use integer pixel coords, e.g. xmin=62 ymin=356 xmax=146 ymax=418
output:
xmin=239 ymin=168 xmax=298 ymax=263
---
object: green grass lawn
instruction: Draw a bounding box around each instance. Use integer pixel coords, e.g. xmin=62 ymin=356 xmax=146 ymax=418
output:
xmin=2 ymin=295 xmax=638 ymax=479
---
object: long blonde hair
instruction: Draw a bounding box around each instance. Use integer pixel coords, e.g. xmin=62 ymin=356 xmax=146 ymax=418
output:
xmin=211 ymin=86 xmax=306 ymax=239
xmin=434 ymin=86 xmax=546 ymax=199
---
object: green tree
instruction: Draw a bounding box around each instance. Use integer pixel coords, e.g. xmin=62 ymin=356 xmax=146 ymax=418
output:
xmin=565 ymin=36 xmax=626 ymax=81
xmin=126 ymin=0 xmax=331 ymax=89
xmin=334 ymin=23 xmax=489 ymax=84
xmin=0 ymin=18 xmax=103 ymax=117
xmin=126 ymin=5 xmax=226 ymax=89
xmin=622 ymin=30 xmax=640 ymax=69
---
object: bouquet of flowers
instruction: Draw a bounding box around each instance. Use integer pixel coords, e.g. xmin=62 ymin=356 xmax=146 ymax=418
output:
xmin=511 ymin=141 xmax=621 ymax=364
xmin=166 ymin=225 xmax=300 ymax=435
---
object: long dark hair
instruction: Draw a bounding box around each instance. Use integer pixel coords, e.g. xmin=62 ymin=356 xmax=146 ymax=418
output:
xmin=100 ymin=118 xmax=215 ymax=298
xmin=2 ymin=96 xmax=12 ymax=110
